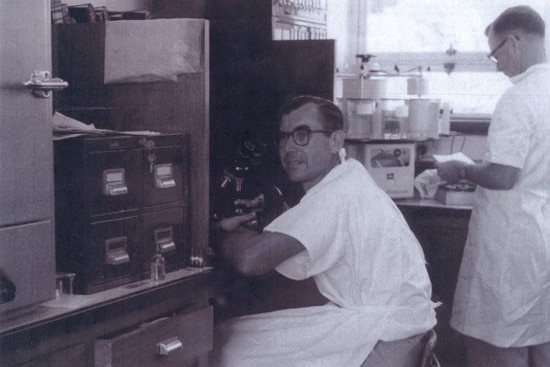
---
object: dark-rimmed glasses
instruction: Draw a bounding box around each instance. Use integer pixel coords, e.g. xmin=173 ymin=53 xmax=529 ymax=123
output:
xmin=487 ymin=39 xmax=508 ymax=63
xmin=278 ymin=127 xmax=333 ymax=147
xmin=487 ymin=36 xmax=519 ymax=64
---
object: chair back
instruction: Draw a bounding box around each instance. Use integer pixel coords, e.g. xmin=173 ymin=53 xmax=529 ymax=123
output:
xmin=420 ymin=329 xmax=441 ymax=367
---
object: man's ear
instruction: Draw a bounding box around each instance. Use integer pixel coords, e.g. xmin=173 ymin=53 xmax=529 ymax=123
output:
xmin=508 ymin=34 xmax=521 ymax=54
xmin=330 ymin=130 xmax=345 ymax=153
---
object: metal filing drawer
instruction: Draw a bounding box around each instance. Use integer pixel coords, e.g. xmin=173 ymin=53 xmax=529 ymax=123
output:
xmin=86 ymin=149 xmax=140 ymax=218
xmin=55 ymin=134 xmax=191 ymax=294
xmin=94 ymin=306 xmax=213 ymax=367
xmin=64 ymin=215 xmax=141 ymax=295
xmin=140 ymin=134 xmax=190 ymax=210
xmin=141 ymin=207 xmax=189 ymax=276
xmin=54 ymin=136 xmax=141 ymax=220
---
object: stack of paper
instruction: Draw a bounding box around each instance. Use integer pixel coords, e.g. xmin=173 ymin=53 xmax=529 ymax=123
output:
xmin=53 ymin=112 xmax=160 ymax=140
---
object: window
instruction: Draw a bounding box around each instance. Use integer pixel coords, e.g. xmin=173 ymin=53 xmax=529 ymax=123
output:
xmin=329 ymin=0 xmax=549 ymax=115
xmin=366 ymin=0 xmax=546 ymax=53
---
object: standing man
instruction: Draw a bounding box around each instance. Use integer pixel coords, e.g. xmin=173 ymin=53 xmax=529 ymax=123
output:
xmin=213 ymin=95 xmax=436 ymax=367
xmin=437 ymin=6 xmax=550 ymax=367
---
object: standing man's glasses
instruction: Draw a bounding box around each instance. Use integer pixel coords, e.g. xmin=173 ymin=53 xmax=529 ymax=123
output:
xmin=278 ymin=127 xmax=333 ymax=147
xmin=487 ymin=39 xmax=508 ymax=63
xmin=487 ymin=36 xmax=519 ymax=63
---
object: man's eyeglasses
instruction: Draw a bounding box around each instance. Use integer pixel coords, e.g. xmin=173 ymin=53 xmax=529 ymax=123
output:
xmin=487 ymin=36 xmax=519 ymax=64
xmin=278 ymin=127 xmax=333 ymax=147
xmin=487 ymin=39 xmax=508 ymax=63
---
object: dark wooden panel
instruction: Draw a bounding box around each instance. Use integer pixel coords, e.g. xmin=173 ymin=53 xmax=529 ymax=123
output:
xmin=18 ymin=344 xmax=86 ymax=367
xmin=151 ymin=0 xmax=207 ymax=19
xmin=0 ymin=272 xmax=210 ymax=367
xmin=95 ymin=306 xmax=213 ymax=367
xmin=398 ymin=205 xmax=470 ymax=367
xmin=53 ymin=24 xmax=106 ymax=88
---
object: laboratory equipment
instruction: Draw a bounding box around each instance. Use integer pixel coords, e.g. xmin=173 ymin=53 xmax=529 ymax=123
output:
xmin=341 ymin=55 xmax=442 ymax=140
xmin=346 ymin=141 xmax=417 ymax=198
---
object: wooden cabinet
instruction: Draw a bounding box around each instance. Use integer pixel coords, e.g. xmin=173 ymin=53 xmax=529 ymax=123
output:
xmin=17 ymin=344 xmax=86 ymax=367
xmin=95 ymin=307 xmax=212 ymax=367
xmin=151 ymin=0 xmax=206 ymax=19
xmin=206 ymin=0 xmax=327 ymax=41
xmin=52 ymin=19 xmax=210 ymax=254
xmin=1 ymin=10 xmax=214 ymax=367
xmin=398 ymin=206 xmax=470 ymax=307
xmin=397 ymin=203 xmax=470 ymax=367
xmin=0 ymin=271 xmax=214 ymax=367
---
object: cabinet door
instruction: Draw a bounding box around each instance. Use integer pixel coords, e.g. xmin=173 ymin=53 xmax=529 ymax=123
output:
xmin=0 ymin=0 xmax=53 ymax=226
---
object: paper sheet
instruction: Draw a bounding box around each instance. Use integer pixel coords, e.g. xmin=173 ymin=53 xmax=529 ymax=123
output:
xmin=52 ymin=111 xmax=160 ymax=140
xmin=104 ymin=19 xmax=204 ymax=84
xmin=433 ymin=152 xmax=475 ymax=164
xmin=414 ymin=169 xmax=441 ymax=198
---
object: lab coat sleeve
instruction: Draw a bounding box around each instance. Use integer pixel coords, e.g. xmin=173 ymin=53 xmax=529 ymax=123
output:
xmin=266 ymin=190 xmax=347 ymax=280
xmin=487 ymin=89 xmax=533 ymax=169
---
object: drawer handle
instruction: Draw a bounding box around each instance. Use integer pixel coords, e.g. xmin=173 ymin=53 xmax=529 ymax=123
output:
xmin=157 ymin=336 xmax=183 ymax=356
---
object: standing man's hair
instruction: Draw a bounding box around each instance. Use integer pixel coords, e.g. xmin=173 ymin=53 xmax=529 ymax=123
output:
xmin=485 ymin=6 xmax=545 ymax=37
xmin=278 ymin=95 xmax=344 ymax=132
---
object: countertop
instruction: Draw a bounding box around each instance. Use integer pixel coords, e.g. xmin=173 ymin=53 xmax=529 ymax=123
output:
xmin=394 ymin=197 xmax=473 ymax=211
xmin=0 ymin=267 xmax=212 ymax=338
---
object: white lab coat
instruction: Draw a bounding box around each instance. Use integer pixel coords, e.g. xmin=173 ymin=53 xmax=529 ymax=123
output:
xmin=215 ymin=159 xmax=436 ymax=366
xmin=451 ymin=63 xmax=550 ymax=347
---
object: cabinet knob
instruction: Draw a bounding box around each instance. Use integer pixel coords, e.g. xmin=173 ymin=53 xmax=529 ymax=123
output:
xmin=157 ymin=336 xmax=183 ymax=356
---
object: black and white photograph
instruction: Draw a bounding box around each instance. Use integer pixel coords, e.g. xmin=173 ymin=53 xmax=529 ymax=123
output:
xmin=1 ymin=1 xmax=549 ymax=366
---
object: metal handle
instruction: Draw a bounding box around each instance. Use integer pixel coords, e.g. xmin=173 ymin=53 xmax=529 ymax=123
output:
xmin=157 ymin=336 xmax=183 ymax=356
xmin=23 ymin=70 xmax=68 ymax=98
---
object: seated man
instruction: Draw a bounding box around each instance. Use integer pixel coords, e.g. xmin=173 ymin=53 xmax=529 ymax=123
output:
xmin=212 ymin=95 xmax=437 ymax=367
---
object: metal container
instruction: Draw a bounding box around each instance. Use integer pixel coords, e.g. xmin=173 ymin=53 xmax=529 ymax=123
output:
xmin=408 ymin=99 xmax=440 ymax=139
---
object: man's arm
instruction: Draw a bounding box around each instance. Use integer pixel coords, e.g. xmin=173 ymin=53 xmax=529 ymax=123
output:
xmin=437 ymin=160 xmax=520 ymax=190
xmin=216 ymin=214 xmax=306 ymax=276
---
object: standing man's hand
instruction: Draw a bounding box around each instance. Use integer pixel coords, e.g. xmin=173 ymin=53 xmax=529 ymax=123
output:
xmin=436 ymin=160 xmax=469 ymax=183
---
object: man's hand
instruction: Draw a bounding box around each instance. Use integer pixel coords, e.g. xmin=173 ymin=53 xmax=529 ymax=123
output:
xmin=218 ymin=212 xmax=257 ymax=232
xmin=436 ymin=160 xmax=468 ymax=184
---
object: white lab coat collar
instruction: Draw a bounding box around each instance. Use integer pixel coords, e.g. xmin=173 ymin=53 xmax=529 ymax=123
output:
xmin=510 ymin=62 xmax=550 ymax=84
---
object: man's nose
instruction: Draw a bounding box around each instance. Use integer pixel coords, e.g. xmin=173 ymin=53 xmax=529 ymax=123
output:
xmin=279 ymin=137 xmax=297 ymax=151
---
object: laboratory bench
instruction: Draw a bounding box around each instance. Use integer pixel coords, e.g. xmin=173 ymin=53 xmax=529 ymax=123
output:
xmin=395 ymin=197 xmax=472 ymax=366
xmin=0 ymin=268 xmax=215 ymax=367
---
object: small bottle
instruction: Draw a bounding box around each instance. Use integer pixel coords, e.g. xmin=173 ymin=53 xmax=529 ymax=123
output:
xmin=150 ymin=246 xmax=166 ymax=283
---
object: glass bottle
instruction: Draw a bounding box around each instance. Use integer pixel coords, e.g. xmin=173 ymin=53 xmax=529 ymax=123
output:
xmin=150 ymin=245 xmax=166 ymax=283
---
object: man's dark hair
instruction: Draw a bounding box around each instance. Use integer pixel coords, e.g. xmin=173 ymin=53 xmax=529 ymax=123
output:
xmin=486 ymin=6 xmax=545 ymax=37
xmin=278 ymin=95 xmax=344 ymax=132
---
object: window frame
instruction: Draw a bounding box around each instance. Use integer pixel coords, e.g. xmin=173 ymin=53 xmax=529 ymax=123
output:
xmin=370 ymin=52 xmax=496 ymax=74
